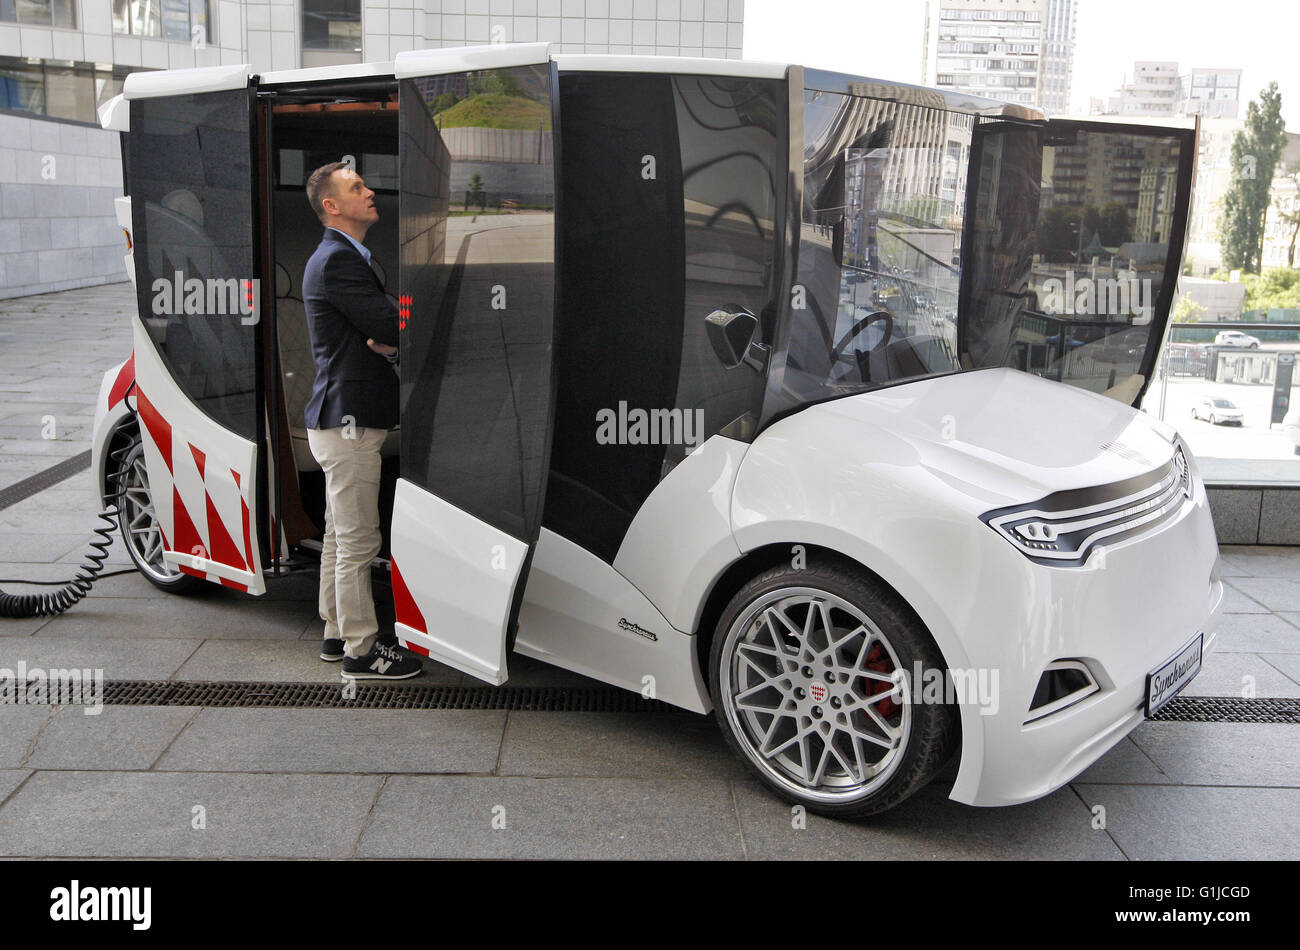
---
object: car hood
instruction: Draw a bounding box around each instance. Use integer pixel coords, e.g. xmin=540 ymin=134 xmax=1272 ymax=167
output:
xmin=815 ymin=368 xmax=1179 ymax=509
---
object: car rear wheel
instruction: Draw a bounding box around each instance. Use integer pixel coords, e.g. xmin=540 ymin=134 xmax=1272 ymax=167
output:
xmin=709 ymin=558 xmax=958 ymax=818
xmin=117 ymin=437 xmax=204 ymax=594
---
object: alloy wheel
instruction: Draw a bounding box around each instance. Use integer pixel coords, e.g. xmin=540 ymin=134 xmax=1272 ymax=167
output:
xmin=718 ymin=587 xmax=912 ymax=804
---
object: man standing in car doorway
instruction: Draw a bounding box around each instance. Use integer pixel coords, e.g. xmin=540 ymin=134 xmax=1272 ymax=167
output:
xmin=302 ymin=161 xmax=422 ymax=680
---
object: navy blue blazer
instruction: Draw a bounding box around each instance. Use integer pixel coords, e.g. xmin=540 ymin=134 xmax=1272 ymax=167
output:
xmin=302 ymin=229 xmax=399 ymax=431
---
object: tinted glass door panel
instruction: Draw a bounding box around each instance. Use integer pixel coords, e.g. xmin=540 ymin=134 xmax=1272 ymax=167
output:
xmin=129 ymin=89 xmax=260 ymax=439
xmin=391 ymin=59 xmax=559 ymax=684
xmin=125 ymin=87 xmax=267 ymax=594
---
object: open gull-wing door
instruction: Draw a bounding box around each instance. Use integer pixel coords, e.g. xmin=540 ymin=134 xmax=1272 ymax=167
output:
xmin=122 ymin=65 xmax=269 ymax=594
xmin=960 ymin=116 xmax=1197 ymax=406
xmin=389 ymin=44 xmax=559 ymax=684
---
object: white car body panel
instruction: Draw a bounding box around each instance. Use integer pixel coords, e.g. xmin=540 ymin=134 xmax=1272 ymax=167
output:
xmin=129 ymin=324 xmax=266 ymax=594
xmin=123 ymin=63 xmax=252 ymax=100
xmin=390 ymin=478 xmax=528 ymax=686
xmin=260 ymin=61 xmax=396 ymax=85
xmin=90 ymin=356 xmax=136 ymax=507
xmin=552 ymin=54 xmax=788 ymax=79
xmin=98 ymin=93 xmax=129 ymax=131
xmin=395 ymin=43 xmax=553 ymax=79
xmin=518 ymin=529 xmax=710 ymax=713
xmin=729 ymin=368 xmax=1223 ymax=806
xmin=613 ymin=435 xmax=748 ymax=636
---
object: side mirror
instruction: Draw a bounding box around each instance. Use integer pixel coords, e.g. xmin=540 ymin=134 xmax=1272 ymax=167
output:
xmin=705 ymin=306 xmax=766 ymax=371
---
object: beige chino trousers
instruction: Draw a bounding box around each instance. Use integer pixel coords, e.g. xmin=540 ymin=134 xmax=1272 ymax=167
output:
xmin=307 ymin=425 xmax=388 ymax=659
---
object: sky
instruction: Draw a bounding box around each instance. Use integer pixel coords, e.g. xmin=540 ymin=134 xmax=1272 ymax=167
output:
xmin=743 ymin=0 xmax=1299 ymax=128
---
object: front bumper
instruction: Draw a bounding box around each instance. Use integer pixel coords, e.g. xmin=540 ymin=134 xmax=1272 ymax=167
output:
xmin=949 ymin=475 xmax=1223 ymax=806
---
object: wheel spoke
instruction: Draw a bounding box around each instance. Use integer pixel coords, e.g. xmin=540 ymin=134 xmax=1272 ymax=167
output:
xmin=809 ymin=735 xmax=834 ymax=785
xmin=826 ymin=731 xmax=861 ymax=782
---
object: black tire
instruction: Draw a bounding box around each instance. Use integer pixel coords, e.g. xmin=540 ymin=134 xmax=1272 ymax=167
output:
xmin=115 ymin=436 xmax=205 ymax=595
xmin=1209 ymin=414 xmax=1216 ymax=425
xmin=709 ymin=557 xmax=958 ymax=819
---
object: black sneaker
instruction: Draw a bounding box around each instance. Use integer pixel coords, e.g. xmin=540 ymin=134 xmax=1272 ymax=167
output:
xmin=341 ymin=642 xmax=423 ymax=680
xmin=320 ymin=639 xmax=344 ymax=662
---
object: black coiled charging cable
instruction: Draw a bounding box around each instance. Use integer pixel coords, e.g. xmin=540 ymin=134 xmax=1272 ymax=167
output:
xmin=0 ymin=442 xmax=136 ymax=618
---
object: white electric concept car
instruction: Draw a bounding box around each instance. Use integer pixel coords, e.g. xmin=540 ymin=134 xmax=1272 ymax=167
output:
xmin=90 ymin=45 xmax=1222 ymax=817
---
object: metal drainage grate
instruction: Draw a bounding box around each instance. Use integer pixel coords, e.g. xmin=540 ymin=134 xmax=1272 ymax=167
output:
xmin=10 ymin=682 xmax=1297 ymax=721
xmin=1151 ymin=696 xmax=1300 ymax=724
xmin=99 ymin=681 xmax=676 ymax=712
xmin=0 ymin=450 xmax=92 ymax=512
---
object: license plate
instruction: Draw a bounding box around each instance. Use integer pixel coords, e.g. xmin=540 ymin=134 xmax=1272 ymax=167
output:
xmin=1146 ymin=633 xmax=1203 ymax=716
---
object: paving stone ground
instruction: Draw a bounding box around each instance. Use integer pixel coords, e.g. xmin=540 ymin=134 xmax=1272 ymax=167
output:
xmin=1 ymin=284 xmax=1298 ymax=859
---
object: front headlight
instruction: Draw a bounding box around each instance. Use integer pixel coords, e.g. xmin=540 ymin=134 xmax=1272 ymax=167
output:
xmin=982 ymin=443 xmax=1192 ymax=566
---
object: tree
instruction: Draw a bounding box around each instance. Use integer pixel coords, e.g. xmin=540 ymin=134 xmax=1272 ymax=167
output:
xmin=1099 ymin=202 xmax=1131 ymax=246
xmin=431 ymin=92 xmax=459 ymax=115
xmin=1172 ymin=294 xmax=1208 ymax=323
xmin=1040 ymin=205 xmax=1079 ymax=262
xmin=1242 ymin=267 xmax=1300 ymax=311
xmin=1273 ymin=168 xmax=1300 ymax=268
xmin=1218 ymin=82 xmax=1288 ymax=273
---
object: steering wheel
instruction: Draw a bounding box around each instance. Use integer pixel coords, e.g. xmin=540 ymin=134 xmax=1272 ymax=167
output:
xmin=831 ymin=309 xmax=893 ymax=362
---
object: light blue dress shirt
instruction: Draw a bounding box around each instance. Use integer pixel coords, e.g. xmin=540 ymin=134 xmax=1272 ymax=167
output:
xmin=328 ymin=227 xmax=371 ymax=266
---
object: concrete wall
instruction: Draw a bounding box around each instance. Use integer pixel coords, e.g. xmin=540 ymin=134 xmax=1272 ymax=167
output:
xmin=1208 ymin=485 xmax=1300 ymax=545
xmin=1180 ymin=276 xmax=1246 ymax=321
xmin=0 ymin=113 xmax=127 ymax=300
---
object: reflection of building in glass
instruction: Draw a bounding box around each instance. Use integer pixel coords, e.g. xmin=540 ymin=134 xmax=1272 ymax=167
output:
xmin=1050 ymin=133 xmax=1147 ymax=216
xmin=1136 ymin=148 xmax=1178 ymax=245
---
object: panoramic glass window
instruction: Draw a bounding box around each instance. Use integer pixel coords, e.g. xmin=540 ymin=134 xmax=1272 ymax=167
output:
xmin=767 ymin=89 xmax=971 ymax=417
xmin=399 ymin=65 xmax=555 ymax=543
xmin=128 ymin=90 xmax=259 ymax=440
xmin=962 ymin=123 xmax=1190 ymax=398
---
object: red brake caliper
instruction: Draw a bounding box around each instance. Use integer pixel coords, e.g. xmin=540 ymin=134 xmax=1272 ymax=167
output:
xmin=863 ymin=643 xmax=900 ymax=717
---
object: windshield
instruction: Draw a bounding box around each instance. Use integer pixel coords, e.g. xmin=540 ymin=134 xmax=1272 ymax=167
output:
xmin=761 ymin=88 xmax=1190 ymax=422
xmin=766 ymin=90 xmax=969 ymax=417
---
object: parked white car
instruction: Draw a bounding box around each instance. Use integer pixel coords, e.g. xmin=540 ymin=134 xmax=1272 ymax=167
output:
xmin=1192 ymin=398 xmax=1245 ymax=426
xmin=1214 ymin=331 xmax=1261 ymax=348
xmin=88 ymin=47 xmax=1221 ymax=818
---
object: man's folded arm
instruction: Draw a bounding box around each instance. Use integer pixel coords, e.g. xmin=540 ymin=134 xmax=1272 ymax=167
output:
xmin=324 ymin=254 xmax=400 ymax=347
